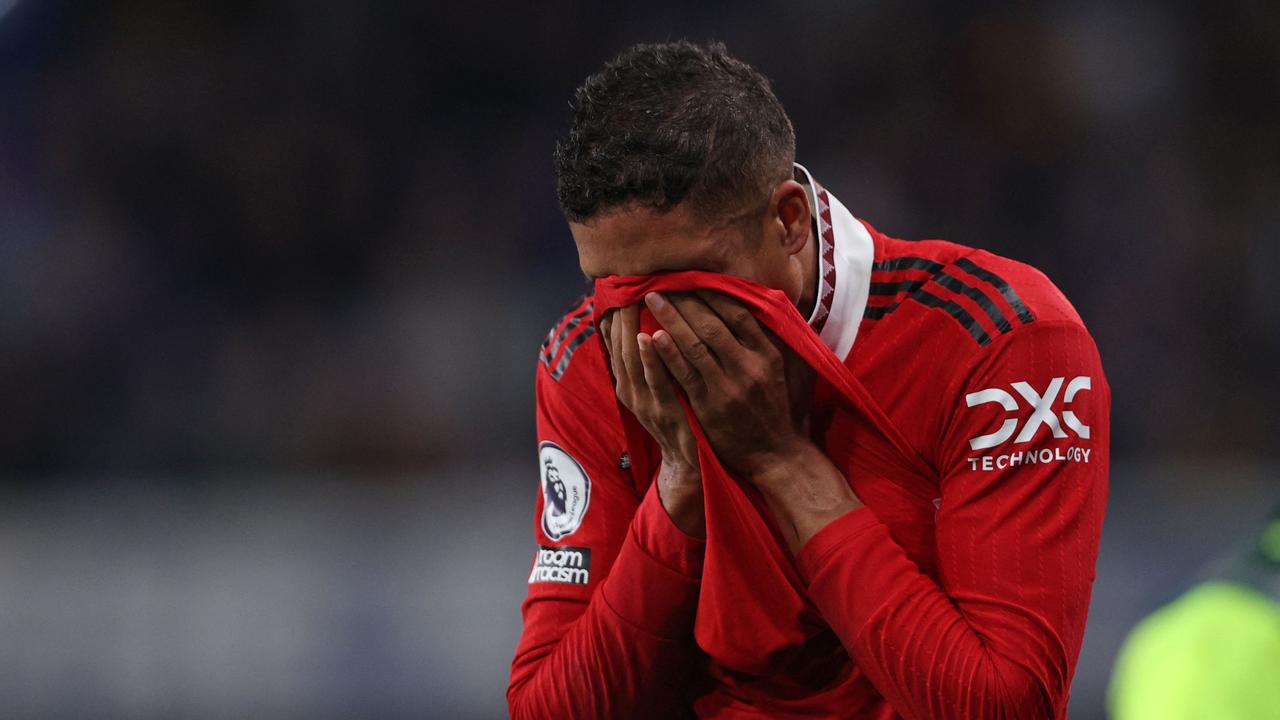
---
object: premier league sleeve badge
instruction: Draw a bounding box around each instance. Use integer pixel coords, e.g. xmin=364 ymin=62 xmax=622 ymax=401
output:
xmin=539 ymin=441 xmax=591 ymax=541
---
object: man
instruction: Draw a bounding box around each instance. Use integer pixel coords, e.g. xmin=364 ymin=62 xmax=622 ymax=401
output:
xmin=1109 ymin=506 xmax=1280 ymax=720
xmin=509 ymin=41 xmax=1108 ymax=719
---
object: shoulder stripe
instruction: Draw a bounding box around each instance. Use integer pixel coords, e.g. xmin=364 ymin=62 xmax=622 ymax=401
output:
xmin=542 ymin=303 xmax=593 ymax=367
xmin=864 ymin=284 xmax=995 ymax=345
xmin=872 ymin=256 xmax=944 ymax=273
xmin=953 ymin=258 xmax=1035 ymax=323
xmin=934 ymin=270 xmax=1014 ymax=334
xmin=863 ymin=255 xmax=1031 ymax=345
xmin=550 ymin=325 xmax=596 ymax=381
xmin=910 ymin=289 xmax=992 ymax=345
xmin=864 ymin=304 xmax=894 ymax=320
xmin=540 ymin=295 xmax=596 ymax=381
xmin=870 ymin=280 xmax=924 ymax=295
xmin=538 ymin=325 xmax=557 ymax=360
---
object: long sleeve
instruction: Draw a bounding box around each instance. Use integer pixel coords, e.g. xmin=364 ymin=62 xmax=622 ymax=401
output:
xmin=797 ymin=320 xmax=1109 ymax=719
xmin=509 ymin=484 xmax=706 ymax=719
xmin=508 ymin=318 xmax=706 ymax=720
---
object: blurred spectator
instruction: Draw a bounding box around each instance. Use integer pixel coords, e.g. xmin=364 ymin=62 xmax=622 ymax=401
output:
xmin=1108 ymin=506 xmax=1280 ymax=720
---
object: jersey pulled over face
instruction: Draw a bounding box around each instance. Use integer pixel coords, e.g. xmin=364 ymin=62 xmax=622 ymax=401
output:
xmin=512 ymin=162 xmax=1109 ymax=719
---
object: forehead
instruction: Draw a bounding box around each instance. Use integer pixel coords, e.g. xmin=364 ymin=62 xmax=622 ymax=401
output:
xmin=569 ymin=204 xmax=734 ymax=278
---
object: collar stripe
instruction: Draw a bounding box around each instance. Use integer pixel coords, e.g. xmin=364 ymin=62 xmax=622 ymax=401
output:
xmin=809 ymin=185 xmax=838 ymax=334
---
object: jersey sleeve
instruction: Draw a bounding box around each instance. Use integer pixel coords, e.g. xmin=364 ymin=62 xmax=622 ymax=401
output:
xmin=508 ymin=323 xmax=707 ymax=720
xmin=797 ymin=319 xmax=1109 ymax=719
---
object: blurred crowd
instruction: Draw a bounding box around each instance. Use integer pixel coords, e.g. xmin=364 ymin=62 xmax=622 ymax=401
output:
xmin=0 ymin=0 xmax=1277 ymax=474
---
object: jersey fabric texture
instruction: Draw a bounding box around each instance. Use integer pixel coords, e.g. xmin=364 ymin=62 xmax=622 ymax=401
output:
xmin=508 ymin=165 xmax=1110 ymax=719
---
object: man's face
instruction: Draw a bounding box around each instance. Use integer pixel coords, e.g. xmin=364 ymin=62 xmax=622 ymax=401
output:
xmin=571 ymin=203 xmax=744 ymax=279
xmin=569 ymin=199 xmax=803 ymax=304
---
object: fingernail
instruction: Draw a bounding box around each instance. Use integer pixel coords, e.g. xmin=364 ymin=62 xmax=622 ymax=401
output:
xmin=645 ymin=292 xmax=666 ymax=311
xmin=637 ymin=333 xmax=650 ymax=351
xmin=654 ymin=331 xmax=671 ymax=348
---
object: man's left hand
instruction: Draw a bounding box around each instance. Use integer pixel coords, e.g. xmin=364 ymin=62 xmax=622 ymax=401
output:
xmin=640 ymin=291 xmax=813 ymax=485
xmin=641 ymin=290 xmax=863 ymax=551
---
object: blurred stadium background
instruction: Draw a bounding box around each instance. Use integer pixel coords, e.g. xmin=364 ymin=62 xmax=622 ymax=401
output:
xmin=0 ymin=1 xmax=1276 ymax=718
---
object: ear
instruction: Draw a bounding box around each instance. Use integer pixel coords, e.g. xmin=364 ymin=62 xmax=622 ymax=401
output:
xmin=769 ymin=179 xmax=811 ymax=258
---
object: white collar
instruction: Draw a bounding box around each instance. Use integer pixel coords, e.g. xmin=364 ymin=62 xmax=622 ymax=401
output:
xmin=794 ymin=163 xmax=874 ymax=360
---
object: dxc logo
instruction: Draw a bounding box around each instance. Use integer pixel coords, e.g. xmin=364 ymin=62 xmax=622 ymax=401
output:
xmin=964 ymin=376 xmax=1092 ymax=451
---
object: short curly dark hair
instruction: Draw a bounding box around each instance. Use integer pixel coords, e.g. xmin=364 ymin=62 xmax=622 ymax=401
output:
xmin=554 ymin=41 xmax=796 ymax=223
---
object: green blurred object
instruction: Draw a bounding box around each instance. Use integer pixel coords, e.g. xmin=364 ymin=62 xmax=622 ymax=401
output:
xmin=1260 ymin=519 xmax=1280 ymax=564
xmin=1108 ymin=515 xmax=1280 ymax=720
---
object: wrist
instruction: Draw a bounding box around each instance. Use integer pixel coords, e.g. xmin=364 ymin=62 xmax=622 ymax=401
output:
xmin=749 ymin=438 xmax=818 ymax=493
xmin=656 ymin=459 xmax=705 ymax=538
xmin=659 ymin=452 xmax=699 ymax=480
xmin=750 ymin=442 xmax=862 ymax=552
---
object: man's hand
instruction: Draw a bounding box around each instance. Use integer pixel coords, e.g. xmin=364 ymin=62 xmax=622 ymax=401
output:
xmin=643 ymin=291 xmax=861 ymax=552
xmin=641 ymin=291 xmax=812 ymax=479
xmin=602 ymin=304 xmax=704 ymax=538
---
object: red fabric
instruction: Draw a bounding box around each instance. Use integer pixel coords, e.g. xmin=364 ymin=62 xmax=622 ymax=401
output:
xmin=507 ymin=487 xmax=705 ymax=719
xmin=591 ymin=273 xmax=935 ymax=674
xmin=509 ymin=236 xmax=1108 ymax=719
xmin=508 ymin=298 xmax=706 ymax=719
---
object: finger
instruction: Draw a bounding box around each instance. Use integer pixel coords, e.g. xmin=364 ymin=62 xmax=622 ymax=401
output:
xmin=652 ymin=329 xmax=706 ymax=395
xmin=637 ymin=332 xmax=681 ymax=406
xmin=604 ymin=311 xmax=625 ymax=389
xmin=644 ymin=292 xmax=724 ymax=379
xmin=599 ymin=314 xmax=612 ymax=363
xmin=696 ymin=290 xmax=769 ymax=350
xmin=618 ymin=304 xmax=646 ymax=389
xmin=669 ymin=294 xmax=742 ymax=362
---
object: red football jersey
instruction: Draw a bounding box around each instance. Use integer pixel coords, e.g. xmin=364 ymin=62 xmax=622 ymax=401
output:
xmin=508 ymin=164 xmax=1109 ymax=719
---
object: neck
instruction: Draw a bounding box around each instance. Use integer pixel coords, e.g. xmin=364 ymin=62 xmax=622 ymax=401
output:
xmin=796 ymin=224 xmax=818 ymax=319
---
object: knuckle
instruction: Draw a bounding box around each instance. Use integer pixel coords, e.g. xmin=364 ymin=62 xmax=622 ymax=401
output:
xmin=688 ymin=340 xmax=710 ymax=360
xmin=765 ymin=355 xmax=782 ymax=374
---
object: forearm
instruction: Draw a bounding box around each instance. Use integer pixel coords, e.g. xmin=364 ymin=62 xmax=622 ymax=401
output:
xmin=655 ymin=459 xmax=706 ymax=538
xmin=797 ymin=512 xmax=1059 ymax=720
xmin=509 ymin=552 xmax=699 ymax=719
xmin=752 ymin=441 xmax=862 ymax=554
xmin=508 ymin=484 xmax=705 ymax=719
xmin=754 ymin=445 xmax=1070 ymax=719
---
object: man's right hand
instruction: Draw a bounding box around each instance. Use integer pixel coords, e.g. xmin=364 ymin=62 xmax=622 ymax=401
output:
xmin=602 ymin=304 xmax=705 ymax=538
